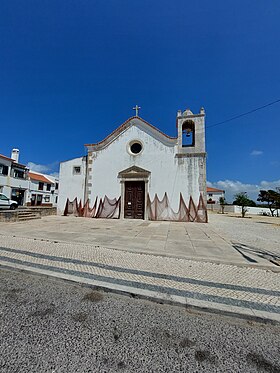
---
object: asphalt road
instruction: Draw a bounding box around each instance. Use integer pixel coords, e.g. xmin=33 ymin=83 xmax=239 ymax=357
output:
xmin=0 ymin=267 xmax=279 ymax=373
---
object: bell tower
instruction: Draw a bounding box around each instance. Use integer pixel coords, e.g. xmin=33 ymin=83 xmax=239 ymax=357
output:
xmin=177 ymin=107 xmax=205 ymax=154
xmin=176 ymin=107 xmax=207 ymax=203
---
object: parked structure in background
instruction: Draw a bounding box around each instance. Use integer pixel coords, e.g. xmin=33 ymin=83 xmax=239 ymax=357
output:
xmin=59 ymin=107 xmax=207 ymax=222
xmin=28 ymin=171 xmax=59 ymax=206
xmin=206 ymin=187 xmax=225 ymax=205
xmin=0 ymin=150 xmax=29 ymax=206
xmin=0 ymin=149 xmax=59 ymax=207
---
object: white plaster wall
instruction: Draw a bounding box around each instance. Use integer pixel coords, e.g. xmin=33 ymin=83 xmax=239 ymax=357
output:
xmin=233 ymin=205 xmax=280 ymax=216
xmin=0 ymin=175 xmax=11 ymax=198
xmin=207 ymin=191 xmax=224 ymax=204
xmin=89 ymin=126 xmax=202 ymax=209
xmin=0 ymin=164 xmax=29 ymax=200
xmin=208 ymin=204 xmax=279 ymax=216
xmin=26 ymin=179 xmax=59 ymax=206
xmin=58 ymin=157 xmax=86 ymax=214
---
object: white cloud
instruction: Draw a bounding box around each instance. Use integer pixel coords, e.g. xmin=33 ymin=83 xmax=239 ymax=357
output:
xmin=49 ymin=172 xmax=59 ymax=178
xmin=250 ymin=150 xmax=263 ymax=156
xmin=259 ymin=180 xmax=280 ymax=189
xmin=26 ymin=161 xmax=59 ymax=176
xmin=207 ymin=179 xmax=280 ymax=202
xmin=26 ymin=162 xmax=50 ymax=173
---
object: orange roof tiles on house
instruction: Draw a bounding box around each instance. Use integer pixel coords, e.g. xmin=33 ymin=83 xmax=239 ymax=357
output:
xmin=0 ymin=154 xmax=27 ymax=168
xmin=207 ymin=187 xmax=225 ymax=193
xmin=84 ymin=116 xmax=177 ymax=147
xmin=29 ymin=172 xmax=53 ymax=184
xmin=0 ymin=154 xmax=14 ymax=162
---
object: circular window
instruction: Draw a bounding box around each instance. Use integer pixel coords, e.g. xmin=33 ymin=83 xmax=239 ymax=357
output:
xmin=130 ymin=142 xmax=143 ymax=154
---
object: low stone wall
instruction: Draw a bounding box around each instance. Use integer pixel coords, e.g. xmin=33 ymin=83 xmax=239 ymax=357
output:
xmin=0 ymin=207 xmax=57 ymax=222
xmin=207 ymin=204 xmax=280 ymax=216
xmin=26 ymin=207 xmax=57 ymax=216
xmin=0 ymin=211 xmax=19 ymax=222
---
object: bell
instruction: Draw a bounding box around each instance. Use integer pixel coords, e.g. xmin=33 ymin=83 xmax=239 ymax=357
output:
xmin=186 ymin=129 xmax=192 ymax=137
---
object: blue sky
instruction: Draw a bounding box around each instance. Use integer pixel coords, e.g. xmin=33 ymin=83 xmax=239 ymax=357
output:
xmin=0 ymin=0 xmax=279 ymax=201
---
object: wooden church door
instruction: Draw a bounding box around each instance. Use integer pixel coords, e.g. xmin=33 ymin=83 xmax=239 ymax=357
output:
xmin=124 ymin=181 xmax=145 ymax=219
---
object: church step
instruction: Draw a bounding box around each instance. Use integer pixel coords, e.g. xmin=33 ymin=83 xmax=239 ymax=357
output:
xmin=18 ymin=216 xmax=41 ymax=221
xmin=18 ymin=212 xmax=38 ymax=216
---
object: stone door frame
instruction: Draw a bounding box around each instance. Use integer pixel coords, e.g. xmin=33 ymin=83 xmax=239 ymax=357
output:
xmin=118 ymin=166 xmax=150 ymax=220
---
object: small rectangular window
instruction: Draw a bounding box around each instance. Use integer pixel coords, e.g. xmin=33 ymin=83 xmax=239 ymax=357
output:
xmin=55 ymin=183 xmax=59 ymax=190
xmin=0 ymin=164 xmax=8 ymax=176
xmin=73 ymin=166 xmax=81 ymax=175
xmin=13 ymin=169 xmax=24 ymax=179
xmin=46 ymin=184 xmax=51 ymax=191
xmin=38 ymin=182 xmax=44 ymax=190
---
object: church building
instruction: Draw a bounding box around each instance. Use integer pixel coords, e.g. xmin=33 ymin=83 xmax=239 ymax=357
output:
xmin=58 ymin=107 xmax=207 ymax=222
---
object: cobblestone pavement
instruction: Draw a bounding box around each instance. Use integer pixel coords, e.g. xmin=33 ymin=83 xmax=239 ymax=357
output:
xmin=0 ymin=233 xmax=279 ymax=322
xmin=0 ymin=268 xmax=279 ymax=373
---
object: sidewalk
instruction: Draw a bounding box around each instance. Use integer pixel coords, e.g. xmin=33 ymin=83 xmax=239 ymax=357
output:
xmin=0 ymin=234 xmax=279 ymax=323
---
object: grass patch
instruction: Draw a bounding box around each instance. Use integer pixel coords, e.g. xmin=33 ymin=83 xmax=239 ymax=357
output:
xmin=82 ymin=291 xmax=104 ymax=303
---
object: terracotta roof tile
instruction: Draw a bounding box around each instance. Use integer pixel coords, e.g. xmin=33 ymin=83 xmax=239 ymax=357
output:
xmin=0 ymin=154 xmax=27 ymax=169
xmin=207 ymin=187 xmax=225 ymax=193
xmin=0 ymin=154 xmax=13 ymax=162
xmin=29 ymin=172 xmax=53 ymax=184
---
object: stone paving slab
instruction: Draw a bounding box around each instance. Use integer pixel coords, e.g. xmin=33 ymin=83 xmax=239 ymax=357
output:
xmin=0 ymin=215 xmax=278 ymax=268
xmin=0 ymin=234 xmax=279 ymax=323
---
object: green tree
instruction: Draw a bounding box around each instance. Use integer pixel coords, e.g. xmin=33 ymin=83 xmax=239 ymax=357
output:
xmin=219 ymin=196 xmax=226 ymax=214
xmin=257 ymin=189 xmax=280 ymax=217
xmin=233 ymin=192 xmax=255 ymax=218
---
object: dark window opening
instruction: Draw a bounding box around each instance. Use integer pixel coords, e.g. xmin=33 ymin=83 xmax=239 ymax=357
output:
xmin=13 ymin=169 xmax=25 ymax=179
xmin=73 ymin=166 xmax=81 ymax=175
xmin=130 ymin=142 xmax=142 ymax=154
xmin=38 ymin=182 xmax=44 ymax=190
xmin=55 ymin=183 xmax=59 ymax=190
xmin=182 ymin=120 xmax=195 ymax=147
xmin=0 ymin=164 xmax=8 ymax=176
xmin=36 ymin=194 xmax=43 ymax=205
xmin=46 ymin=184 xmax=51 ymax=191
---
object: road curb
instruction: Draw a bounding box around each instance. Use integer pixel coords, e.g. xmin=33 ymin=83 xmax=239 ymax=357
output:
xmin=1 ymin=260 xmax=279 ymax=326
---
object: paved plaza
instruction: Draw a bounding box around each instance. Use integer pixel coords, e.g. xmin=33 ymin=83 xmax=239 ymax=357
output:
xmin=0 ymin=213 xmax=279 ymax=268
xmin=0 ymin=213 xmax=279 ymax=322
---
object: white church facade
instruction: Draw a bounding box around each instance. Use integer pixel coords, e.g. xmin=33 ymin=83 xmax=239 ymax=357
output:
xmin=58 ymin=107 xmax=207 ymax=222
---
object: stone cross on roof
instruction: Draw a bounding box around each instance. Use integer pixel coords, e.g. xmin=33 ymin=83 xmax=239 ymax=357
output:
xmin=133 ymin=105 xmax=141 ymax=117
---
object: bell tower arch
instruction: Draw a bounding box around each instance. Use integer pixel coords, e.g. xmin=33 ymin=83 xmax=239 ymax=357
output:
xmin=177 ymin=107 xmax=205 ymax=154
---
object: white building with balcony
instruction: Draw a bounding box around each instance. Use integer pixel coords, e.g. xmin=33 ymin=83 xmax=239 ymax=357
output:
xmin=27 ymin=172 xmax=59 ymax=206
xmin=0 ymin=149 xmax=59 ymax=207
xmin=0 ymin=150 xmax=29 ymax=205
xmin=206 ymin=187 xmax=225 ymax=204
